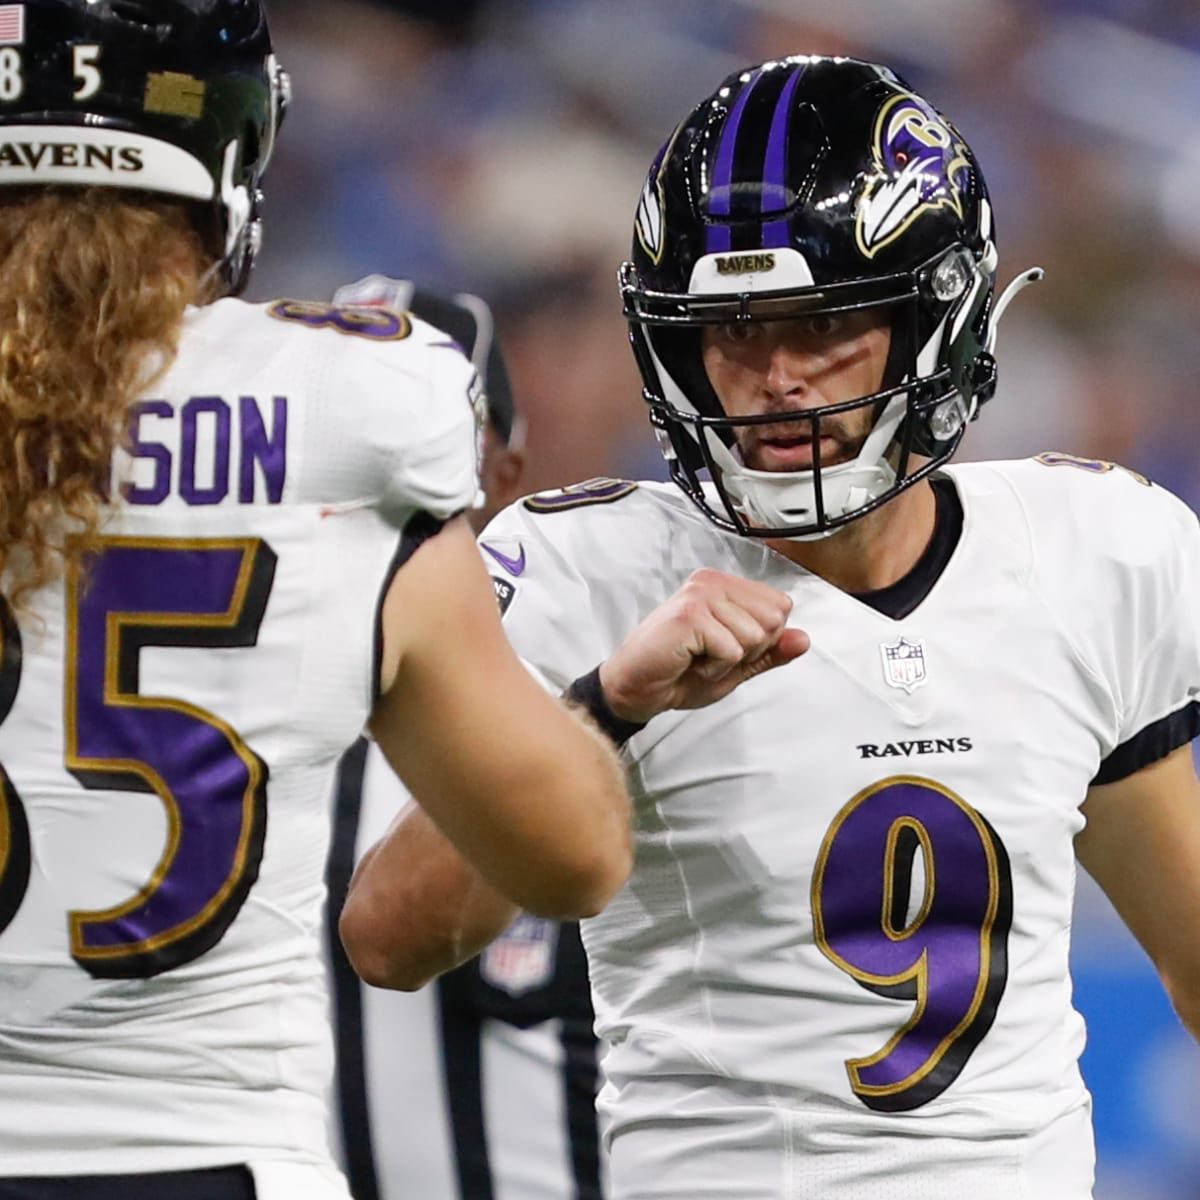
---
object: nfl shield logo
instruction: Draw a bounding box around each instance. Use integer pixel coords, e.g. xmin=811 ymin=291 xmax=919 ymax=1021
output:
xmin=880 ymin=636 xmax=928 ymax=693
xmin=480 ymin=915 xmax=556 ymax=995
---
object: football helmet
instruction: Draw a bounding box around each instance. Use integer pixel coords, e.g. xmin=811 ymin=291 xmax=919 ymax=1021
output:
xmin=0 ymin=0 xmax=289 ymax=295
xmin=622 ymin=55 xmax=1040 ymax=540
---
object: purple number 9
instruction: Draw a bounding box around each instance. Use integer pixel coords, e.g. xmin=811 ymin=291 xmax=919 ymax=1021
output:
xmin=65 ymin=537 xmax=276 ymax=978
xmin=812 ymin=776 xmax=1012 ymax=1111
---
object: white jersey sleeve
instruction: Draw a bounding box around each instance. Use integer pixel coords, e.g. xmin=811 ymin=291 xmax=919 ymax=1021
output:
xmin=1100 ymin=477 xmax=1200 ymax=772
xmin=266 ymin=302 xmax=484 ymax=526
xmin=999 ymin=454 xmax=1200 ymax=782
xmin=477 ymin=485 xmax=645 ymax=692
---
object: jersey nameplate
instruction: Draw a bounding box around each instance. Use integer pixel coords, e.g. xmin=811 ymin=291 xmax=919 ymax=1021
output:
xmin=122 ymin=395 xmax=287 ymax=506
xmin=523 ymin=478 xmax=638 ymax=513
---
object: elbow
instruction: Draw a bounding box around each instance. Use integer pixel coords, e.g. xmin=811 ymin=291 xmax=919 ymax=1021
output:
xmin=338 ymin=904 xmax=444 ymax=993
xmin=344 ymin=946 xmax=434 ymax=994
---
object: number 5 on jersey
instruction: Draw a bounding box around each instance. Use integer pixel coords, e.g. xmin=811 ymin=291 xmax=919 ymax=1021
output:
xmin=0 ymin=536 xmax=276 ymax=979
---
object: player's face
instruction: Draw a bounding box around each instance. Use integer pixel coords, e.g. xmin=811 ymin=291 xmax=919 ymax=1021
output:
xmin=701 ymin=308 xmax=892 ymax=472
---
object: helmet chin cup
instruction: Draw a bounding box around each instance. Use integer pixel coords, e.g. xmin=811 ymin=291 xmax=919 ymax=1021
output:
xmin=691 ymin=392 xmax=911 ymax=539
xmin=722 ymin=458 xmax=900 ymax=543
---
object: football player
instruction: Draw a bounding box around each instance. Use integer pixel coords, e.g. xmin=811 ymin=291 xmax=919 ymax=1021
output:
xmin=339 ymin=55 xmax=1200 ymax=1200
xmin=325 ymin=279 xmax=605 ymax=1200
xmin=0 ymin=4 xmax=629 ymax=1199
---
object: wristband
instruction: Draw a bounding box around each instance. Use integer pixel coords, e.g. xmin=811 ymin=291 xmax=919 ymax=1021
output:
xmin=563 ymin=666 xmax=647 ymax=748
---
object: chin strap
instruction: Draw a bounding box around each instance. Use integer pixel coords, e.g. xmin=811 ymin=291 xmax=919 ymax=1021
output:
xmin=986 ymin=267 xmax=1045 ymax=354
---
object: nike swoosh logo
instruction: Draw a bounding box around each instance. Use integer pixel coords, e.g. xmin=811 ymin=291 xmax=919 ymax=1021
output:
xmin=482 ymin=542 xmax=526 ymax=577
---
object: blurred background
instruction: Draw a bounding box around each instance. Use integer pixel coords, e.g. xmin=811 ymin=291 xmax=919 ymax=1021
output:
xmin=255 ymin=2 xmax=1200 ymax=1196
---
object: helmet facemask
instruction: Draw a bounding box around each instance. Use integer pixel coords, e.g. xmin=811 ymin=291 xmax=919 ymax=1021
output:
xmin=624 ymin=240 xmax=998 ymax=541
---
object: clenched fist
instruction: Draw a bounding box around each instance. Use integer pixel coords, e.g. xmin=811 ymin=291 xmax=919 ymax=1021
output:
xmin=597 ymin=568 xmax=810 ymax=723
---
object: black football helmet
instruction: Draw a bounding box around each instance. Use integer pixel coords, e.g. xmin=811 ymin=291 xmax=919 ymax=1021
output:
xmin=0 ymin=0 xmax=289 ymax=295
xmin=622 ymin=55 xmax=1041 ymax=540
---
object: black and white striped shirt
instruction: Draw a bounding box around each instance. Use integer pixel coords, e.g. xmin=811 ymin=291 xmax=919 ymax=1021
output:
xmin=326 ymin=739 xmax=607 ymax=1200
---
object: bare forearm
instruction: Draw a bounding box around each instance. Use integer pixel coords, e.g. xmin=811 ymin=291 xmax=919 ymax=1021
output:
xmin=340 ymin=800 xmax=518 ymax=991
xmin=371 ymin=520 xmax=633 ymax=920
xmin=371 ymin=684 xmax=632 ymax=920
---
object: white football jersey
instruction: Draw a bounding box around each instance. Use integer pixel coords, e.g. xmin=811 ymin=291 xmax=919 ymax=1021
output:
xmin=481 ymin=460 xmax=1200 ymax=1200
xmin=327 ymin=738 xmax=607 ymax=1200
xmin=0 ymin=297 xmax=481 ymax=1191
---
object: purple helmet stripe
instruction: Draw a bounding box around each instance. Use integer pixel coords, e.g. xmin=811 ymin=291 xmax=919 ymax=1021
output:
xmin=761 ymin=63 xmax=807 ymax=248
xmin=705 ymin=69 xmax=764 ymax=253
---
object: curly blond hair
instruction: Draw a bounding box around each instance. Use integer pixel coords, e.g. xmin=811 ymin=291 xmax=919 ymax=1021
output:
xmin=0 ymin=188 xmax=211 ymax=612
